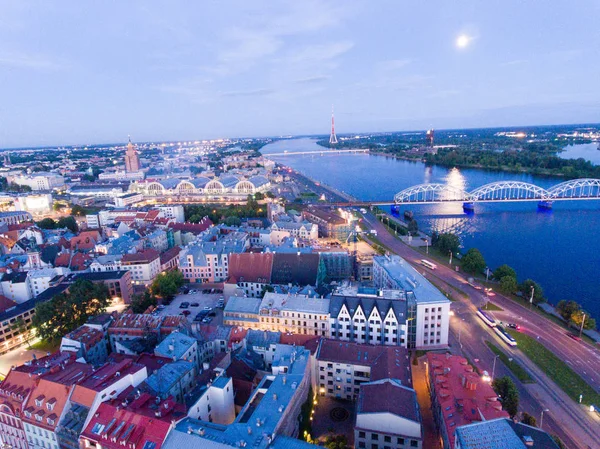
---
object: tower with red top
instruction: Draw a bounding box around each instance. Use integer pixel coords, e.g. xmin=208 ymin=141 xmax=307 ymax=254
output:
xmin=329 ymin=106 xmax=338 ymax=145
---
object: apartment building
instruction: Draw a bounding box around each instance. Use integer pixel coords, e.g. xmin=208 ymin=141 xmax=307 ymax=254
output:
xmin=90 ymin=249 xmax=161 ymax=286
xmin=373 ymin=255 xmax=450 ymax=349
xmin=258 ymin=292 xmax=330 ymax=337
xmin=426 ymin=353 xmax=508 ymax=449
xmin=179 ymin=237 xmax=248 ymax=283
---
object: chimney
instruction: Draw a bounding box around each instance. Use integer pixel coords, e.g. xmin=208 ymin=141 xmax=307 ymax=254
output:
xmin=522 ymin=436 xmax=534 ymax=447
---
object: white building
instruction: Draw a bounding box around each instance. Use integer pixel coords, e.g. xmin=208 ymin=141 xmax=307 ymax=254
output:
xmin=271 ymin=221 xmax=318 ymax=240
xmin=98 ymin=170 xmax=145 ymax=182
xmin=157 ymin=205 xmax=185 ymax=223
xmin=329 ymin=289 xmax=410 ymax=347
xmin=13 ymin=194 xmax=53 ymax=214
xmin=179 ymin=236 xmax=248 ymax=283
xmin=12 ymin=172 xmax=65 ymax=191
xmin=373 ymin=255 xmax=450 ymax=349
xmin=0 ymin=271 xmax=32 ymax=303
xmin=90 ymin=249 xmax=161 ymax=286
xmin=187 ymin=375 xmax=235 ymax=424
xmin=27 ymin=268 xmax=69 ymax=297
xmin=258 ymin=292 xmax=330 ymax=337
xmin=113 ymin=192 xmax=143 ymax=207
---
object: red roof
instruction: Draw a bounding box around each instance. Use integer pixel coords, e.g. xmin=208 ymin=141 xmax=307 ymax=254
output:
xmin=70 ymin=231 xmax=101 ymax=251
xmin=121 ymin=249 xmax=160 ymax=264
xmin=168 ymin=218 xmax=213 ymax=234
xmin=427 ymin=353 xmax=508 ymax=448
xmin=228 ymin=252 xmax=273 ymax=284
xmin=0 ymin=295 xmax=17 ymax=313
xmin=159 ymin=246 xmax=181 ymax=265
xmin=54 ymin=251 xmax=92 ymax=270
xmin=80 ymin=394 xmax=181 ymax=449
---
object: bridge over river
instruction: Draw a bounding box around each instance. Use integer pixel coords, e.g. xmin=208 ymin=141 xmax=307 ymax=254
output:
xmin=322 ymin=178 xmax=600 ymax=211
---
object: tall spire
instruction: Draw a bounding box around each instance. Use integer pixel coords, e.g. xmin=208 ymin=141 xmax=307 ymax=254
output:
xmin=329 ymin=105 xmax=338 ymax=145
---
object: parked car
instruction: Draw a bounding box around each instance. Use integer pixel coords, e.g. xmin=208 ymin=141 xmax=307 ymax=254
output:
xmin=567 ymin=333 xmax=582 ymax=342
xmin=203 ymin=306 xmax=212 ymax=311
xmin=179 ymin=302 xmax=190 ymax=309
xmin=181 ymin=310 xmax=191 ymax=316
xmin=202 ymin=317 xmax=212 ymax=323
xmin=190 ymin=303 xmax=200 ymax=307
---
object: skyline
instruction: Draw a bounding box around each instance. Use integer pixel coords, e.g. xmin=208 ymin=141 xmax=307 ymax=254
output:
xmin=2 ymin=1 xmax=600 ymax=147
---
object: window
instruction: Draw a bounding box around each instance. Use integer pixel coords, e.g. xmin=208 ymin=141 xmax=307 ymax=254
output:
xmin=410 ymin=440 xmax=418 ymax=448
xmin=359 ymin=431 xmax=366 ymax=438
xmin=371 ymin=434 xmax=379 ymax=440
xmin=384 ymin=436 xmax=391 ymax=443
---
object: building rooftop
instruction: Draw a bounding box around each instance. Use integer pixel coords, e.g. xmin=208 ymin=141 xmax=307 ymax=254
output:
xmin=316 ymin=339 xmax=411 ymax=385
xmin=455 ymin=418 xmax=560 ymax=449
xmin=357 ymin=378 xmax=420 ymax=423
xmin=154 ymin=331 xmax=197 ymax=360
xmin=228 ymin=252 xmax=273 ymax=284
xmin=427 ymin=353 xmax=508 ymax=448
xmin=224 ymin=296 xmax=262 ymax=315
xmin=145 ymin=360 xmax=195 ymax=398
xmin=374 ymin=255 xmax=450 ymax=304
xmin=260 ymin=292 xmax=329 ymax=315
xmin=62 ymin=325 xmax=105 ymax=351
xmin=121 ymin=248 xmax=160 ymax=264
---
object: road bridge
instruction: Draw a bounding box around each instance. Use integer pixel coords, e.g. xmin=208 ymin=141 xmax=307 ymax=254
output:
xmin=264 ymin=149 xmax=369 ymax=156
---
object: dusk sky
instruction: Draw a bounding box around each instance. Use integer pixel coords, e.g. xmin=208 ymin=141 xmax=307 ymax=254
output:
xmin=2 ymin=1 xmax=600 ymax=148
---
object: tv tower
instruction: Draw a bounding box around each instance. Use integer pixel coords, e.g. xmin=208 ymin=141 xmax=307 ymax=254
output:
xmin=329 ymin=106 xmax=338 ymax=145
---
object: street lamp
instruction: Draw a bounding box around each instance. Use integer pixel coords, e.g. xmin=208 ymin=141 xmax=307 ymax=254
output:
xmin=529 ymin=286 xmax=535 ymax=310
xmin=425 ymin=239 xmax=429 ymax=254
xmin=449 ymin=250 xmax=453 ymax=265
xmin=491 ymin=354 xmax=500 ymax=383
xmin=540 ymin=408 xmax=549 ymax=430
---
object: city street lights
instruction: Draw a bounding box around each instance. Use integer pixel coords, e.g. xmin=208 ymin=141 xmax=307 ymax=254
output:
xmin=425 ymin=239 xmax=429 ymax=254
xmin=491 ymin=354 xmax=500 ymax=383
xmin=449 ymin=250 xmax=453 ymax=265
xmin=540 ymin=408 xmax=550 ymax=430
xmin=529 ymin=286 xmax=535 ymax=310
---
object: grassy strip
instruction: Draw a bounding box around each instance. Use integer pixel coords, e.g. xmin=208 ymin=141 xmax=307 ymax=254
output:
xmin=30 ymin=340 xmax=59 ymax=353
xmin=482 ymin=302 xmax=504 ymax=312
xmin=508 ymin=330 xmax=600 ymax=406
xmin=485 ymin=340 xmax=535 ymax=384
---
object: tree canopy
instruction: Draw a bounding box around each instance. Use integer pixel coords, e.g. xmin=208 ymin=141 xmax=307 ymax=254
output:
xmin=493 ymin=264 xmax=517 ymax=281
xmin=499 ymin=275 xmax=518 ymax=294
xmin=492 ymin=376 xmax=519 ymax=418
xmin=461 ymin=248 xmax=486 ymax=274
xmin=519 ymin=279 xmax=545 ymax=304
xmin=32 ymin=279 xmax=110 ymax=342
xmin=131 ymin=290 xmax=158 ymax=314
xmin=150 ymin=270 xmax=185 ymax=299
xmin=433 ymin=232 xmax=461 ymax=255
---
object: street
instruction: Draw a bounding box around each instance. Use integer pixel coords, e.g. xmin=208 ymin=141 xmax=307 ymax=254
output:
xmin=362 ymin=211 xmax=600 ymax=449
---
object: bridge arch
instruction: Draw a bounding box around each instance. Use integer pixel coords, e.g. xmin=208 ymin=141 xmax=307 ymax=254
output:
xmin=548 ymin=178 xmax=600 ymax=199
xmin=394 ymin=183 xmax=470 ymax=204
xmin=469 ymin=181 xmax=550 ymax=201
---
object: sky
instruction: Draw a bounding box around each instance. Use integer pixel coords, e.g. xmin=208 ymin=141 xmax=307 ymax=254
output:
xmin=1 ymin=1 xmax=600 ymax=148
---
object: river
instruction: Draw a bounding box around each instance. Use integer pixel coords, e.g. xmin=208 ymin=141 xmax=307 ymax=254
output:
xmin=262 ymin=138 xmax=600 ymax=319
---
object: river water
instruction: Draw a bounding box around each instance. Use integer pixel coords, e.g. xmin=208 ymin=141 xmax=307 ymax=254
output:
xmin=262 ymin=138 xmax=600 ymax=319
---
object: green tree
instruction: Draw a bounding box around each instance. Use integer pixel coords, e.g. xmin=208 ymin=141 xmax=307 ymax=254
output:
xmin=407 ymin=219 xmax=419 ymax=236
xmin=499 ymin=275 xmax=518 ymax=294
xmin=224 ymin=216 xmax=242 ymax=226
xmin=260 ymin=284 xmax=275 ymax=298
xmin=552 ymin=435 xmax=566 ymax=449
xmin=461 ymin=248 xmax=486 ymax=274
xmin=32 ymin=279 xmax=110 ymax=342
xmin=434 ymin=233 xmax=461 ymax=254
xmin=570 ymin=309 xmax=596 ymax=330
xmin=71 ymin=204 xmax=86 ymax=216
xmin=519 ymin=279 xmax=545 ymax=304
xmin=254 ymin=192 xmax=265 ymax=200
xmin=57 ymin=216 xmax=78 ymax=233
xmin=521 ymin=412 xmax=537 ymax=427
xmin=37 ymin=218 xmax=57 ymax=229
xmin=556 ymin=300 xmax=580 ymax=321
xmin=493 ymin=264 xmax=517 ymax=281
xmin=131 ymin=291 xmax=157 ymax=314
xmin=492 ymin=376 xmax=519 ymax=418
xmin=150 ymin=270 xmax=185 ymax=299
xmin=265 ymin=191 xmax=275 ymax=199
xmin=322 ymin=435 xmax=348 ymax=449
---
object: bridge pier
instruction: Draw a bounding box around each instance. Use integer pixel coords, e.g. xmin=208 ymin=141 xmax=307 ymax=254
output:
xmin=462 ymin=202 xmax=475 ymax=214
xmin=537 ymin=200 xmax=553 ymax=210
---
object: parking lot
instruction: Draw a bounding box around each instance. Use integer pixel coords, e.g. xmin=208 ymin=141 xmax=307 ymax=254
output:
xmin=154 ymin=288 xmax=226 ymax=325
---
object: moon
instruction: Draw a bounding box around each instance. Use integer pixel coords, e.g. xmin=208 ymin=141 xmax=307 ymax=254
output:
xmin=456 ymin=34 xmax=471 ymax=49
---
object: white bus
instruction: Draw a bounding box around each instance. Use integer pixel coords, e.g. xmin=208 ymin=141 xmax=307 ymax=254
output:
xmin=420 ymin=259 xmax=437 ymax=270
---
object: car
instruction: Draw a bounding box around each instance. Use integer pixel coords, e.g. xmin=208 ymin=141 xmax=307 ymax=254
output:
xmin=567 ymin=333 xmax=582 ymax=342
xmin=179 ymin=302 xmax=190 ymax=309
xmin=507 ymin=323 xmax=521 ymax=330
xmin=157 ymin=305 xmax=166 ymax=310
xmin=181 ymin=310 xmax=191 ymax=316
xmin=202 ymin=317 xmax=212 ymax=324
xmin=203 ymin=306 xmax=212 ymax=311
xmin=208 ymin=311 xmax=216 ymax=317
xmin=190 ymin=303 xmax=200 ymax=307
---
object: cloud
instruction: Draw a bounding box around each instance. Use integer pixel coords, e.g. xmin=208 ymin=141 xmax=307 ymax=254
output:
xmin=294 ymin=75 xmax=331 ymax=84
xmin=219 ymin=88 xmax=275 ymax=98
xmin=377 ymin=59 xmax=411 ymax=71
xmin=500 ymin=59 xmax=528 ymax=67
xmin=286 ymin=41 xmax=354 ymax=65
xmin=0 ymin=50 xmax=67 ymax=71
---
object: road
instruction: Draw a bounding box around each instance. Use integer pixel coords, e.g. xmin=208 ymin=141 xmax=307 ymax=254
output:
xmin=362 ymin=211 xmax=600 ymax=449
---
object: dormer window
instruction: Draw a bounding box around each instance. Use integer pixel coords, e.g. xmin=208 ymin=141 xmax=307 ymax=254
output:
xmin=35 ymin=414 xmax=42 ymax=422
xmin=24 ymin=411 xmax=32 ymax=418
xmin=47 ymin=417 xmax=55 ymax=425
xmin=46 ymin=401 xmax=55 ymax=411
